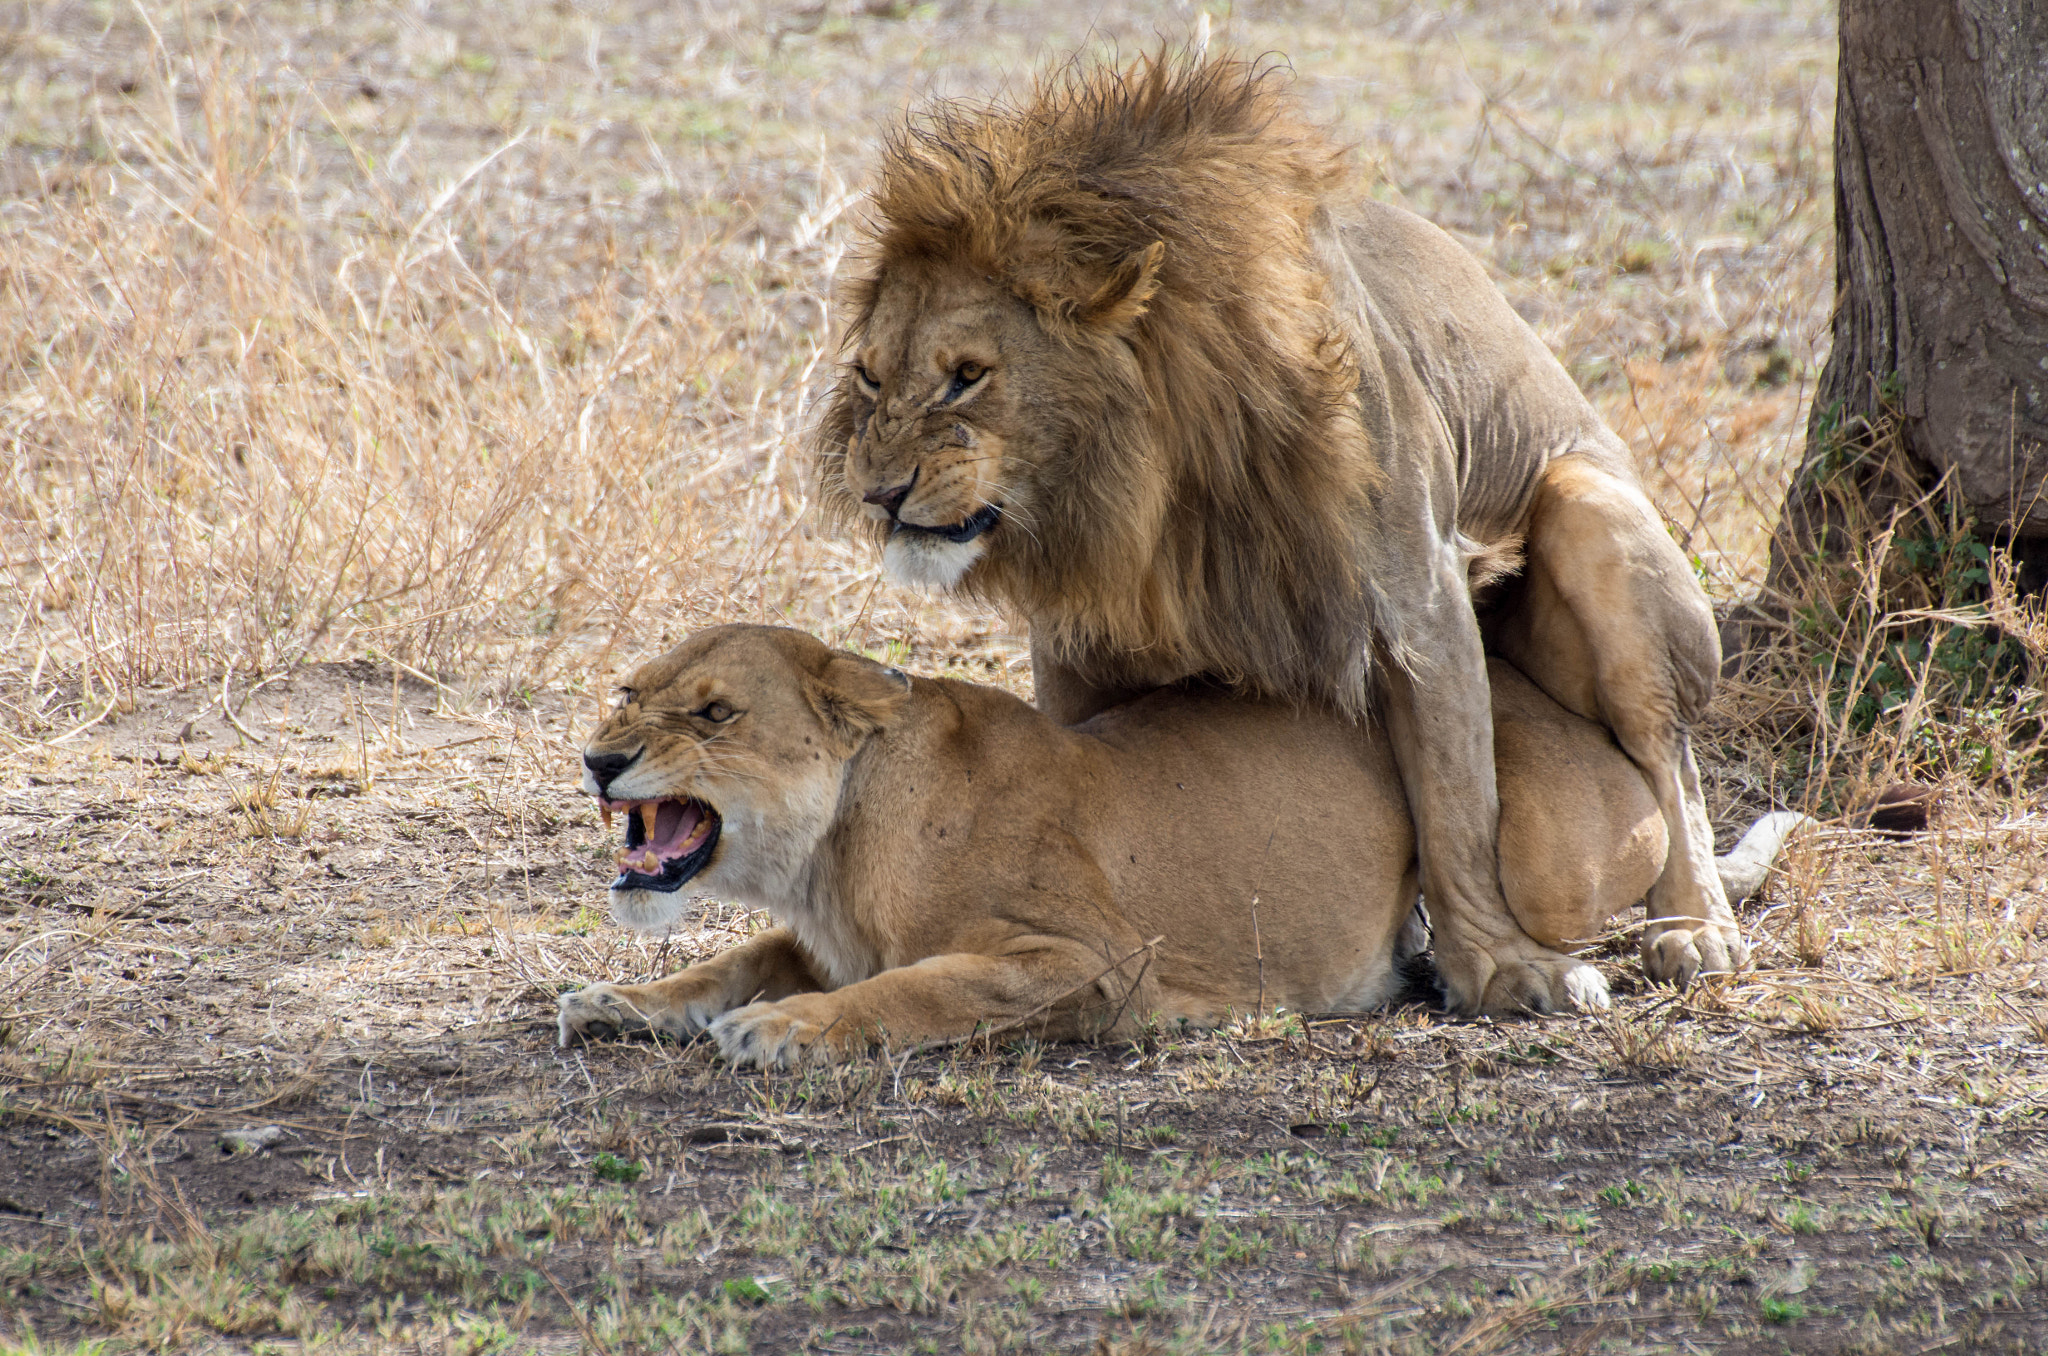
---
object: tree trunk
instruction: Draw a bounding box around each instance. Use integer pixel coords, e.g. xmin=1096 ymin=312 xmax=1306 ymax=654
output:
xmin=1769 ymin=0 xmax=2048 ymax=589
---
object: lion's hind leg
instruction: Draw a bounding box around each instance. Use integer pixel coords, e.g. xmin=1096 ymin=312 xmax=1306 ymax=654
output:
xmin=1376 ymin=570 xmax=1611 ymax=1017
xmin=1491 ymin=455 xmax=1744 ymax=986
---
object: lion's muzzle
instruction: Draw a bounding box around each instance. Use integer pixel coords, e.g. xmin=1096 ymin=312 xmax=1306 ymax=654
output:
xmin=896 ymin=501 xmax=1001 ymax=546
xmin=880 ymin=506 xmax=1000 ymax=590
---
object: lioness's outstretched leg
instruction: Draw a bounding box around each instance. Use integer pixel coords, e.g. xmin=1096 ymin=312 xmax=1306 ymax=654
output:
xmin=1490 ymin=454 xmax=1742 ymax=984
xmin=712 ymin=936 xmax=1150 ymax=1068
xmin=557 ymin=928 xmax=825 ymax=1045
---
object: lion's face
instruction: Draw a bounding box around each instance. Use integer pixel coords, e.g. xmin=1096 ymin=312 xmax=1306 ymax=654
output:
xmin=579 ymin=625 xmax=910 ymax=933
xmin=831 ymin=256 xmax=1157 ymax=593
xmin=811 ymin=57 xmax=1381 ymax=711
xmin=838 ymin=268 xmax=1037 ymax=590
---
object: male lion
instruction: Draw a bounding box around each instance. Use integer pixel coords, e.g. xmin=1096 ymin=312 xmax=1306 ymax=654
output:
xmin=810 ymin=53 xmax=1740 ymax=1015
xmin=556 ymin=627 xmax=1802 ymax=1066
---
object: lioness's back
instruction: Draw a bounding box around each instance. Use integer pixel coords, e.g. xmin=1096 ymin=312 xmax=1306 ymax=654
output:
xmin=1074 ymin=691 xmax=1418 ymax=1016
xmin=1065 ymin=667 xmax=1662 ymax=1014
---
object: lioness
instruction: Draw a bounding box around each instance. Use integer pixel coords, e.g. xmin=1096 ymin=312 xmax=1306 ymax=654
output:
xmin=557 ymin=626 xmax=1797 ymax=1066
xmin=812 ymin=53 xmax=1736 ymax=1015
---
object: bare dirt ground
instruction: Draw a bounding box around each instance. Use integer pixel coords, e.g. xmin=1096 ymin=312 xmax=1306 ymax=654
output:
xmin=3 ymin=0 xmax=2045 ymax=1352
xmin=0 ymin=679 xmax=2043 ymax=1354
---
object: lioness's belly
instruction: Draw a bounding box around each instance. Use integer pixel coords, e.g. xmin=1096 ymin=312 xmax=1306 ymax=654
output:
xmin=1077 ymin=693 xmax=1417 ymax=1018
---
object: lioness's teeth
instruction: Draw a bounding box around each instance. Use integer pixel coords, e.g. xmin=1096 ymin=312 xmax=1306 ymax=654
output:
xmin=639 ymin=803 xmax=658 ymax=839
xmin=614 ymin=847 xmax=660 ymax=874
xmin=600 ymin=804 xmax=614 ymax=830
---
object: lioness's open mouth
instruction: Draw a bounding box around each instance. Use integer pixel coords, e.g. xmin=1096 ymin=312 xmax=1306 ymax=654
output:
xmin=600 ymin=796 xmax=721 ymax=893
xmin=896 ymin=502 xmax=1001 ymax=545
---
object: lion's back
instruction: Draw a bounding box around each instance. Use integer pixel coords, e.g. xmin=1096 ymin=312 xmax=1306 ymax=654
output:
xmin=1327 ymin=198 xmax=1633 ymax=541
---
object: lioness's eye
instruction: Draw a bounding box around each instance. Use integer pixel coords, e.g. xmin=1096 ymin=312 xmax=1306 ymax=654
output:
xmin=956 ymin=360 xmax=987 ymax=384
xmin=852 ymin=364 xmax=880 ymax=395
xmin=696 ymin=700 xmax=735 ymax=723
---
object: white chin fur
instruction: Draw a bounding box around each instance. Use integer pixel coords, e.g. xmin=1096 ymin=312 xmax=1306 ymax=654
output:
xmin=608 ymin=886 xmax=691 ymax=936
xmin=883 ymin=532 xmax=984 ymax=592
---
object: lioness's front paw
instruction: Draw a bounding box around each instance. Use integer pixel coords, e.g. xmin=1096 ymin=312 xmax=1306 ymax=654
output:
xmin=556 ymin=982 xmax=720 ymax=1046
xmin=558 ymin=984 xmax=640 ymax=1045
xmin=709 ymin=1001 xmax=839 ymax=1069
xmin=1640 ymin=919 xmax=1748 ymax=987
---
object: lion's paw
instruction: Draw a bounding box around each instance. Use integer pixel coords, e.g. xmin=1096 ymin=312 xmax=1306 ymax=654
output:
xmin=1465 ymin=951 xmax=1611 ymax=1017
xmin=709 ymin=1001 xmax=837 ymax=1070
xmin=1640 ymin=919 xmax=1748 ymax=987
xmin=556 ymin=983 xmax=720 ymax=1047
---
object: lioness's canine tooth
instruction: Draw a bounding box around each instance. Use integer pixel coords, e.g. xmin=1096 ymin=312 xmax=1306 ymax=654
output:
xmin=600 ymin=804 xmax=614 ymax=830
xmin=639 ymin=803 xmax=658 ymax=840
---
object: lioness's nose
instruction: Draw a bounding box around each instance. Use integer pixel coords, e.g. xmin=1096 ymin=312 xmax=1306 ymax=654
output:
xmin=583 ymin=749 xmax=639 ymax=791
xmin=862 ymin=477 xmax=914 ymax=518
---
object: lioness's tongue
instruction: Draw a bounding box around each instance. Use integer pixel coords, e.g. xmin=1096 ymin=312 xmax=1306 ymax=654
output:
xmin=647 ymin=800 xmax=701 ymax=857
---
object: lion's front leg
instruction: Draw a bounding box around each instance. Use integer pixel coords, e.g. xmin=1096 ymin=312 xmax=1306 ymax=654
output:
xmin=1378 ymin=547 xmax=1611 ymax=1017
xmin=557 ymin=928 xmax=825 ymax=1045
xmin=1028 ymin=633 xmax=1155 ymax=726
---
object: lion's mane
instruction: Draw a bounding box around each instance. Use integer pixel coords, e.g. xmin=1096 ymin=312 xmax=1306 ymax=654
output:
xmin=815 ymin=54 xmax=1386 ymax=713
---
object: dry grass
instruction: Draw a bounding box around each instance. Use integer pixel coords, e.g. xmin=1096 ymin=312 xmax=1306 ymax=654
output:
xmin=2 ymin=0 xmax=1835 ymax=719
xmin=3 ymin=2 xmax=2046 ymax=1354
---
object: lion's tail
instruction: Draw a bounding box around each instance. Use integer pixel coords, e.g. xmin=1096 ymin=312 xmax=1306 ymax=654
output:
xmin=1715 ymin=811 xmax=1817 ymax=903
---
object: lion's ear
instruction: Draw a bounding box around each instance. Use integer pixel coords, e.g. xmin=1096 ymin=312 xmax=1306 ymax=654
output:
xmin=1079 ymin=240 xmax=1166 ymax=333
xmin=804 ymin=652 xmax=913 ymax=756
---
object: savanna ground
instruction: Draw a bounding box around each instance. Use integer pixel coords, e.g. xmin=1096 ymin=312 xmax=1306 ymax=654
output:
xmin=1 ymin=0 xmax=2044 ymax=1352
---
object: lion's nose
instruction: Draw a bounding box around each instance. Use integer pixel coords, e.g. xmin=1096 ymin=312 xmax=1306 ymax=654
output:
xmin=583 ymin=749 xmax=640 ymax=792
xmin=862 ymin=475 xmax=915 ymax=519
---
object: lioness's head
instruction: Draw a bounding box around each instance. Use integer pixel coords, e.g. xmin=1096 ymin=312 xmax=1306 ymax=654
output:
xmin=580 ymin=625 xmax=911 ymax=933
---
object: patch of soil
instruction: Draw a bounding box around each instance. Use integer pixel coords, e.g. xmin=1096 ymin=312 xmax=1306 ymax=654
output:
xmin=1 ymin=669 xmax=2044 ymax=1354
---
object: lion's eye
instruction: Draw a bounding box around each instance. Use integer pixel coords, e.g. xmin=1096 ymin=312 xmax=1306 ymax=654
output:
xmin=852 ymin=364 xmax=880 ymax=396
xmin=956 ymin=360 xmax=988 ymax=384
xmin=696 ymin=700 xmax=736 ymax=723
xmin=613 ymin=687 xmax=635 ymax=710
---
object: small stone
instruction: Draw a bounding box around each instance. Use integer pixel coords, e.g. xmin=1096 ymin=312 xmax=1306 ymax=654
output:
xmin=219 ymin=1125 xmax=287 ymax=1155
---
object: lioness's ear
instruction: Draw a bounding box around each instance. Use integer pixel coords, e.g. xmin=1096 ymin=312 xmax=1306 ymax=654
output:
xmin=1079 ymin=240 xmax=1166 ymax=333
xmin=804 ymin=652 xmax=913 ymax=756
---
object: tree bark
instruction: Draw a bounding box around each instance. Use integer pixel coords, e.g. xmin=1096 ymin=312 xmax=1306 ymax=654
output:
xmin=1770 ymin=0 xmax=2048 ymax=586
